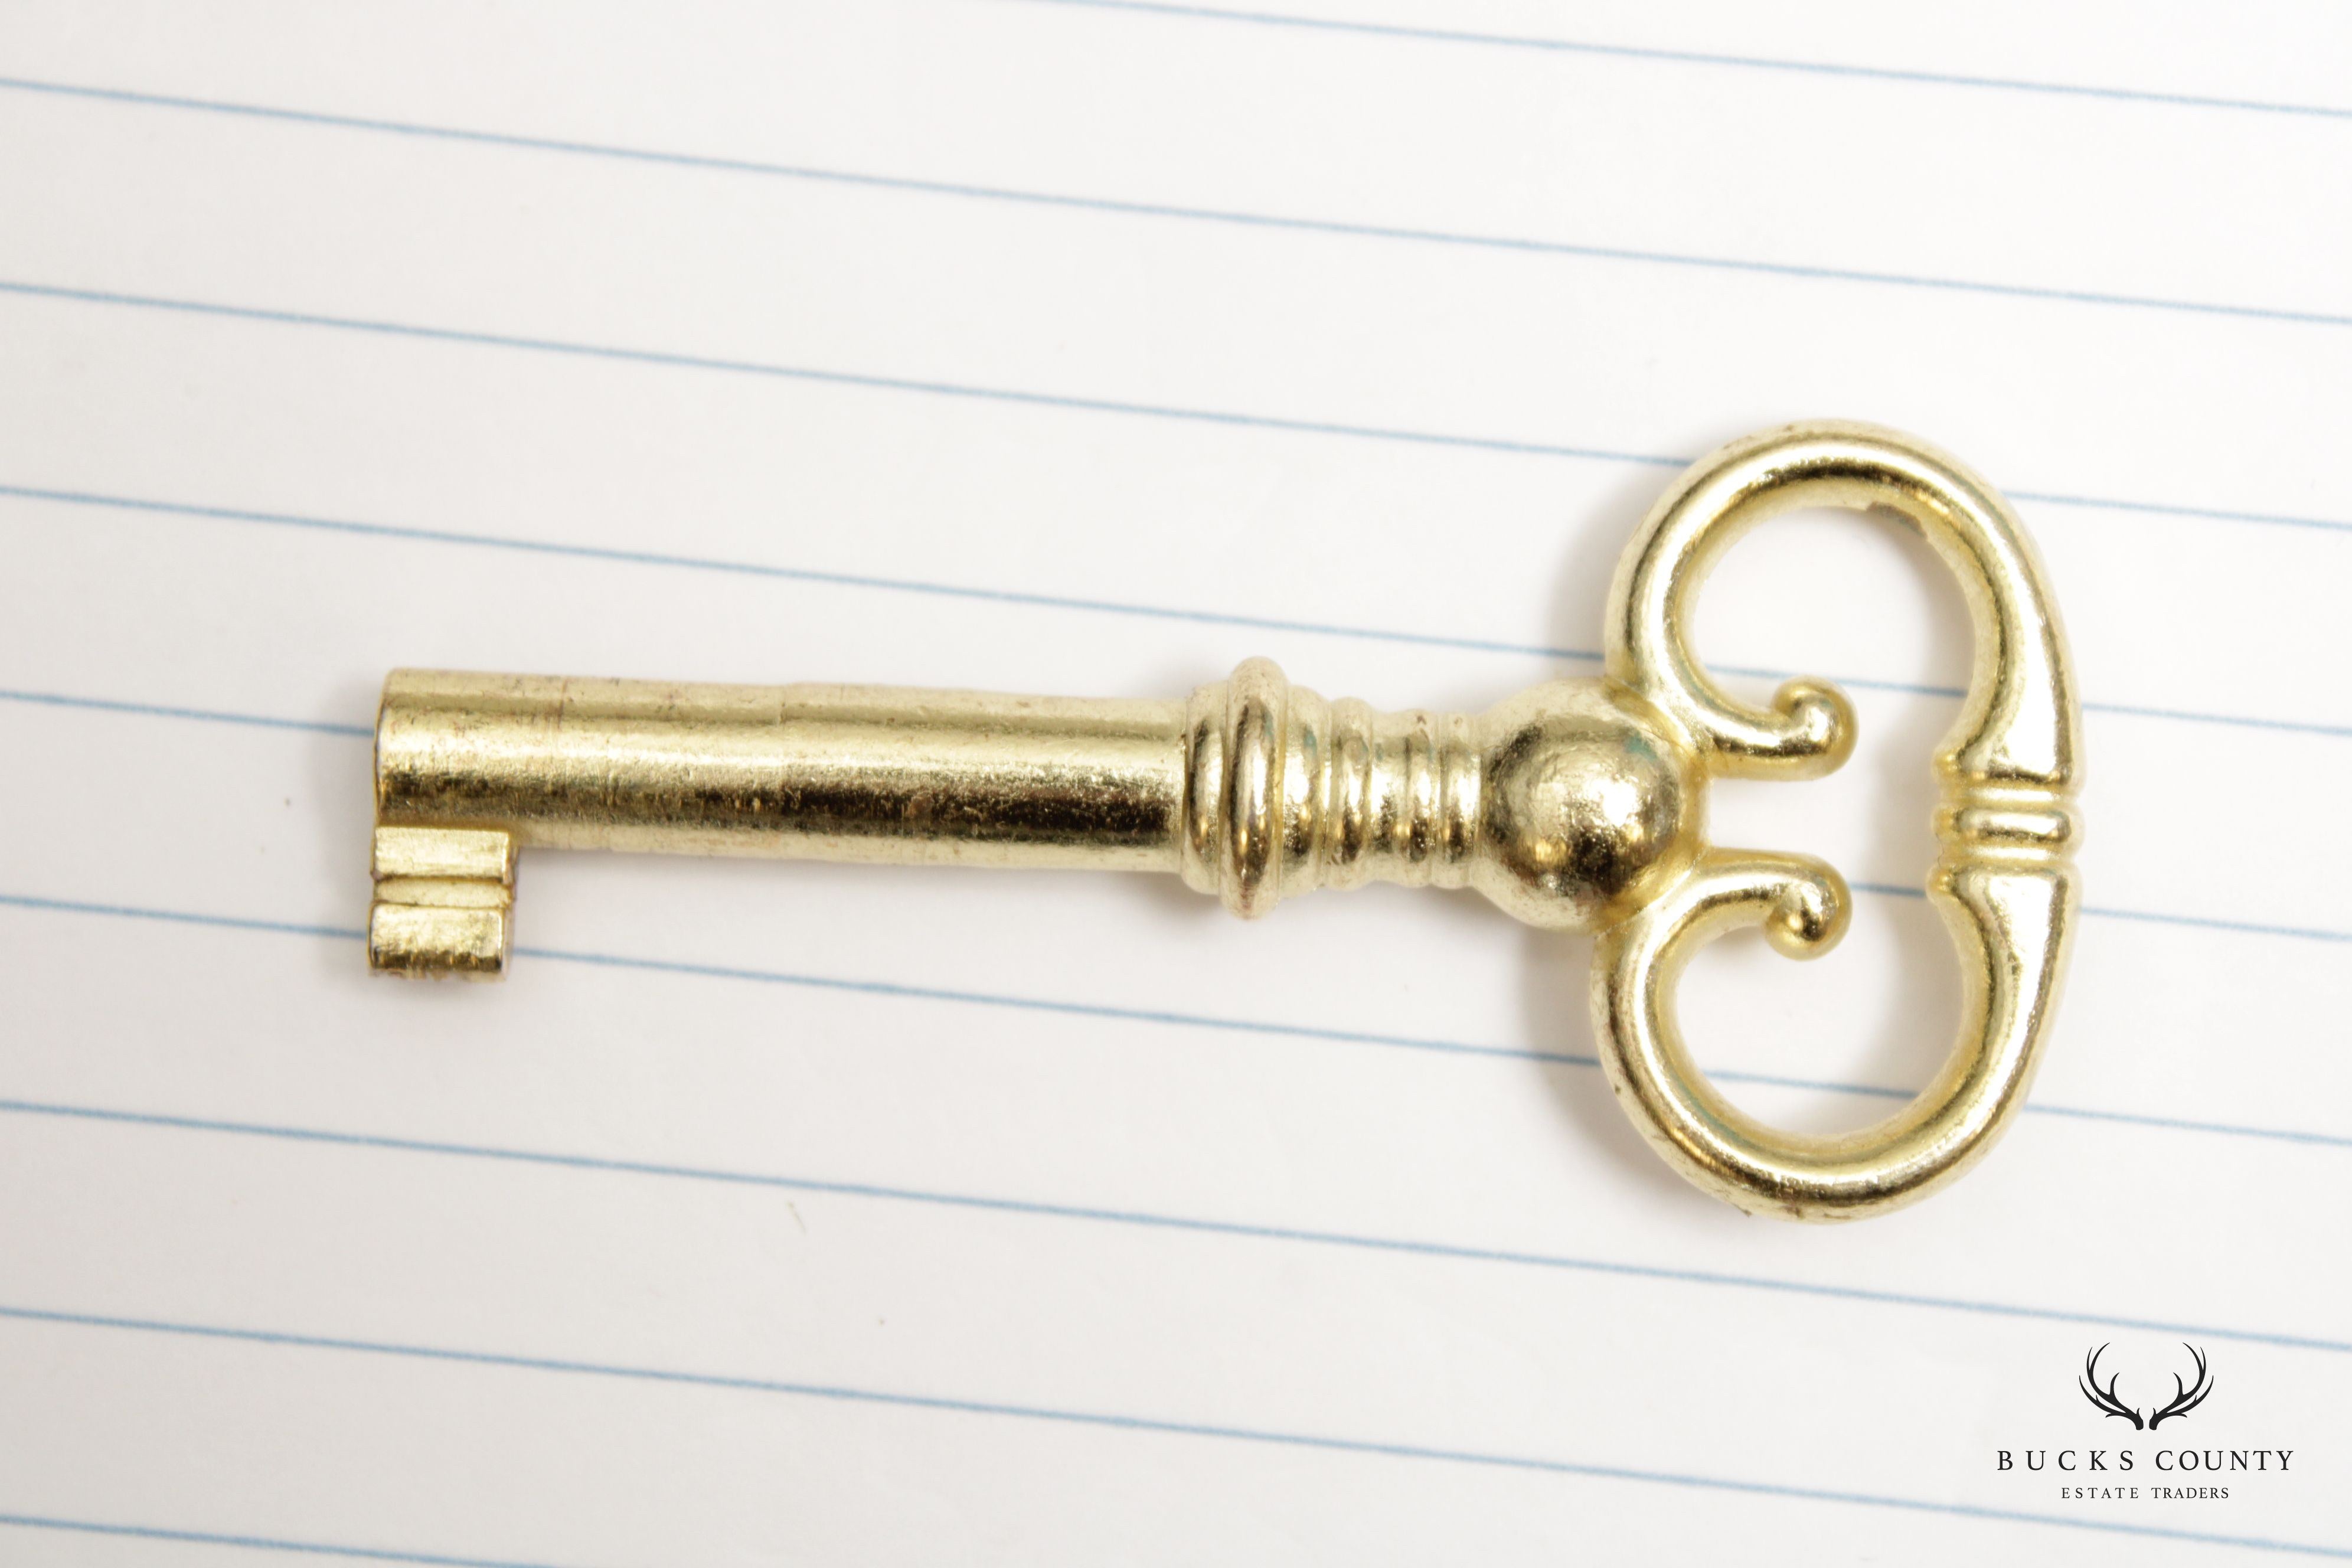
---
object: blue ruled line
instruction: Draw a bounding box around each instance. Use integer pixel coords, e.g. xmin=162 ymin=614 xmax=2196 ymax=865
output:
xmin=3 ymin=485 xmax=2348 ymax=741
xmin=0 ymin=1513 xmax=570 ymax=1568
xmin=2 ymin=893 xmax=2347 ymax=1146
xmin=5 ymin=276 xmax=2352 ymax=541
xmin=1 ymin=1305 xmax=2345 ymax=1555
xmin=995 ymin=0 xmax=2352 ymax=123
xmin=0 ymin=892 xmax=364 ymax=943
xmin=0 ymin=684 xmax=370 ymax=738
xmin=0 ymin=276 xmax=1677 ymax=458
xmin=1847 ymin=880 xmax=2352 ymax=948
xmin=4 ymin=277 xmax=2348 ymax=542
xmin=5 ymin=74 xmax=2351 ymax=342
xmin=4 ymin=1097 xmax=2348 ymax=1344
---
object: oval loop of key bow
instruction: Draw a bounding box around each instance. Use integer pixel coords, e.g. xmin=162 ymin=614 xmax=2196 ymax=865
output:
xmin=1593 ymin=422 xmax=2084 ymax=1221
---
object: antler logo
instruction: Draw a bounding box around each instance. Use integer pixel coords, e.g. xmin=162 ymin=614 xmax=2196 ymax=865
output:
xmin=2080 ymin=1344 xmax=2214 ymax=1429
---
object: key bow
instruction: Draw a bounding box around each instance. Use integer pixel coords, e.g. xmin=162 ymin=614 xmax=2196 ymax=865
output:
xmin=1593 ymin=420 xmax=2083 ymax=1220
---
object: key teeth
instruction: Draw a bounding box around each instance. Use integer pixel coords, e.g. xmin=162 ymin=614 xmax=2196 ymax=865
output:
xmin=368 ymin=827 xmax=517 ymax=979
xmin=368 ymin=901 xmax=511 ymax=978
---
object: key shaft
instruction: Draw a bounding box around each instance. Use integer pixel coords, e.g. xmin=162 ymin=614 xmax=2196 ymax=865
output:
xmin=368 ymin=659 xmax=1704 ymax=975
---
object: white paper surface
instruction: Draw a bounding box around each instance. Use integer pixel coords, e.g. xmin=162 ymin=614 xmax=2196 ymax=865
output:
xmin=1 ymin=2 xmax=2348 ymax=1562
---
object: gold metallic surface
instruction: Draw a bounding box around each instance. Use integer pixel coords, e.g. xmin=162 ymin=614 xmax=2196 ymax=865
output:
xmin=1595 ymin=423 xmax=2081 ymax=1220
xmin=367 ymin=420 xmax=2081 ymax=1219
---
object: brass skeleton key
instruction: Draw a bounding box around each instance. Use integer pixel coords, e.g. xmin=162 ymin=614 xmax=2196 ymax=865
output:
xmin=367 ymin=422 xmax=2081 ymax=1221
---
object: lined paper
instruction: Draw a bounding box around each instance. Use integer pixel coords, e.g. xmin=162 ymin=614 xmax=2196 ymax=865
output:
xmin=1 ymin=2 xmax=2347 ymax=1561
